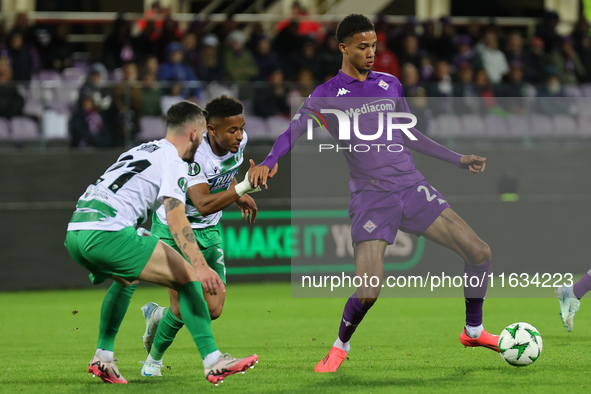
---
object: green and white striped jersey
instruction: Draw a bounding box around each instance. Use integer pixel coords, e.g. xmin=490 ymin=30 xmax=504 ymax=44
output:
xmin=67 ymin=139 xmax=189 ymax=231
xmin=155 ymin=131 xmax=247 ymax=229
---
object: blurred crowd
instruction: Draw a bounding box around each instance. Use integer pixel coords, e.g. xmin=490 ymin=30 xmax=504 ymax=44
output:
xmin=0 ymin=3 xmax=590 ymax=147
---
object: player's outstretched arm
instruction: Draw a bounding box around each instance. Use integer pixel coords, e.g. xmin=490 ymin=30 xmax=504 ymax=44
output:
xmin=249 ymin=160 xmax=278 ymax=189
xmin=164 ymin=197 xmax=224 ymax=295
xmin=460 ymin=155 xmax=486 ymax=174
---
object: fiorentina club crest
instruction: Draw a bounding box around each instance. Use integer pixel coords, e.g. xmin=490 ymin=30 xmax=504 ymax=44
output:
xmin=378 ymin=79 xmax=389 ymax=90
xmin=363 ymin=220 xmax=377 ymax=233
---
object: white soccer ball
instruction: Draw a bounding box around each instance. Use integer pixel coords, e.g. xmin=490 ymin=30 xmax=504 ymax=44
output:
xmin=498 ymin=322 xmax=543 ymax=367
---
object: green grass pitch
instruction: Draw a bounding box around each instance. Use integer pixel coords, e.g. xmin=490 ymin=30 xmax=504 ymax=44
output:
xmin=2 ymin=282 xmax=590 ymax=393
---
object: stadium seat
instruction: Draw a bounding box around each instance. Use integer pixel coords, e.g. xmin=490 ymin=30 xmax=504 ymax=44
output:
xmin=460 ymin=114 xmax=486 ymax=138
xmin=578 ymin=113 xmax=591 ymax=138
xmin=0 ymin=117 xmax=11 ymax=140
xmin=266 ymin=115 xmax=291 ymax=139
xmin=483 ymin=114 xmax=509 ymax=138
xmin=41 ymin=110 xmax=69 ymax=142
xmin=244 ymin=116 xmax=269 ymax=140
xmin=581 ymin=83 xmax=591 ymax=97
xmin=507 ymin=114 xmax=529 ymax=138
xmin=553 ymin=114 xmax=578 ymax=137
xmin=137 ymin=116 xmax=166 ymax=142
xmin=529 ymin=114 xmax=554 ymax=137
xmin=563 ymin=85 xmax=583 ymax=97
xmin=10 ymin=116 xmax=41 ymax=143
xmin=430 ymin=114 xmax=463 ymax=138
xmin=62 ymin=67 xmax=87 ymax=87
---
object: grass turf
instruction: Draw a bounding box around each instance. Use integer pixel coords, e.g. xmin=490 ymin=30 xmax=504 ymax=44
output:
xmin=1 ymin=282 xmax=590 ymax=393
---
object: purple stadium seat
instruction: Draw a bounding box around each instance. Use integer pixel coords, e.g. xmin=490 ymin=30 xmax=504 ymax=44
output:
xmin=553 ymin=115 xmax=578 ymax=137
xmin=244 ymin=116 xmax=269 ymax=140
xmin=530 ymin=114 xmax=554 ymax=137
xmin=507 ymin=114 xmax=529 ymax=138
xmin=10 ymin=117 xmax=40 ymax=142
xmin=62 ymin=67 xmax=87 ymax=87
xmin=137 ymin=116 xmax=166 ymax=142
xmin=0 ymin=117 xmax=10 ymax=140
xmin=484 ymin=114 xmax=509 ymax=138
xmin=460 ymin=114 xmax=486 ymax=137
xmin=266 ymin=115 xmax=291 ymax=139
xmin=430 ymin=114 xmax=462 ymax=138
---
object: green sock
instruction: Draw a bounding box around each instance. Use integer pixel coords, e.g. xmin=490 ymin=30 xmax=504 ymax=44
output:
xmin=177 ymin=281 xmax=218 ymax=358
xmin=97 ymin=281 xmax=137 ymax=351
xmin=150 ymin=308 xmax=185 ymax=361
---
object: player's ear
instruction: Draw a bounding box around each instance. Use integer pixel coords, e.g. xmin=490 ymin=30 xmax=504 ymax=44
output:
xmin=339 ymin=42 xmax=347 ymax=55
xmin=207 ymin=123 xmax=216 ymax=136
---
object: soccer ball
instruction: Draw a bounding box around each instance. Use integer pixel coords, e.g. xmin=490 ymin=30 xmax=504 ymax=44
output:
xmin=498 ymin=322 xmax=543 ymax=367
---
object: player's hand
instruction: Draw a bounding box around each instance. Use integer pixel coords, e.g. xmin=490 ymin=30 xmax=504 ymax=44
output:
xmin=195 ymin=265 xmax=225 ymax=295
xmin=236 ymin=194 xmax=258 ymax=223
xmin=460 ymin=155 xmax=486 ymax=174
xmin=248 ymin=159 xmax=271 ymax=189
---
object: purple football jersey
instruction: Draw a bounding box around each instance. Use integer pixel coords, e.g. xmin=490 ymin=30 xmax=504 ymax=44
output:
xmin=261 ymin=70 xmax=463 ymax=193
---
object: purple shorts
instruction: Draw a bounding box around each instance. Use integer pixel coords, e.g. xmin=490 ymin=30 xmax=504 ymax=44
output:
xmin=349 ymin=180 xmax=450 ymax=244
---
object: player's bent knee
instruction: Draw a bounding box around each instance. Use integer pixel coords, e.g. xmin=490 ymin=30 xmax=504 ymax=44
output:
xmin=469 ymin=242 xmax=492 ymax=265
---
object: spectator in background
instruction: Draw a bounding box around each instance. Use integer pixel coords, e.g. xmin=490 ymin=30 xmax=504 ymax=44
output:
xmin=157 ymin=41 xmax=200 ymax=100
xmin=69 ymin=95 xmax=113 ymax=148
xmin=536 ymin=11 xmax=562 ymax=54
xmin=407 ymin=86 xmax=432 ymax=133
xmin=465 ymin=22 xmax=483 ymax=48
xmin=535 ymin=72 xmax=572 ymax=115
xmin=8 ymin=12 xmax=38 ymax=47
xmin=224 ymin=30 xmax=258 ymax=82
xmin=576 ymin=36 xmax=591 ymax=83
xmin=419 ymin=19 xmax=438 ymax=55
xmin=473 ymin=68 xmax=505 ymax=115
xmin=139 ymin=70 xmax=162 ymax=117
xmin=475 ymin=29 xmax=509 ymax=84
xmin=437 ymin=17 xmax=457 ymax=62
xmin=102 ymin=16 xmax=135 ymax=71
xmin=247 ymin=22 xmax=267 ymax=54
xmin=253 ymin=36 xmax=281 ymax=81
xmin=453 ymin=62 xmax=479 ymax=115
xmin=420 ymin=55 xmax=434 ymax=81
xmin=155 ymin=12 xmax=183 ymax=61
xmin=523 ymin=36 xmax=552 ymax=84
xmin=388 ymin=15 xmax=417 ymax=54
xmin=47 ymin=22 xmax=73 ymax=71
xmin=400 ymin=63 xmax=423 ymax=97
xmin=132 ymin=19 xmax=159 ymax=64
xmin=396 ymin=35 xmax=423 ymax=71
xmin=290 ymin=37 xmax=321 ymax=81
xmin=196 ymin=34 xmax=226 ymax=82
xmin=273 ymin=20 xmax=304 ymax=74
xmin=253 ymin=69 xmax=289 ymax=119
xmin=318 ymin=34 xmax=341 ymax=82
xmin=550 ymin=36 xmax=586 ymax=84
xmin=496 ymin=64 xmax=530 ymax=114
xmin=211 ymin=14 xmax=240 ymax=44
xmin=287 ymin=68 xmax=315 ymax=102
xmin=452 ymin=35 xmax=483 ymax=71
xmin=181 ymin=32 xmax=200 ymax=74
xmin=504 ymin=32 xmax=526 ymax=66
xmin=78 ymin=63 xmax=112 ymax=110
xmin=112 ymin=61 xmax=142 ymax=145
xmin=142 ymin=54 xmax=159 ymax=76
xmin=570 ymin=18 xmax=590 ymax=58
xmin=373 ymin=31 xmax=400 ymax=77
xmin=427 ymin=59 xmax=453 ymax=115
xmin=6 ymin=31 xmax=38 ymax=82
xmin=0 ymin=56 xmax=25 ymax=118
xmin=160 ymin=78 xmax=184 ymax=114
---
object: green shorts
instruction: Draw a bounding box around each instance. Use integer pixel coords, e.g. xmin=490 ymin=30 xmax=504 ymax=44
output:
xmin=152 ymin=214 xmax=226 ymax=284
xmin=65 ymin=226 xmax=159 ymax=285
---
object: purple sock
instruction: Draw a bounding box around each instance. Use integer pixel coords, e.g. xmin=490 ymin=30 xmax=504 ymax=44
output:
xmin=573 ymin=271 xmax=591 ymax=299
xmin=464 ymin=260 xmax=491 ymax=327
xmin=338 ymin=293 xmax=371 ymax=343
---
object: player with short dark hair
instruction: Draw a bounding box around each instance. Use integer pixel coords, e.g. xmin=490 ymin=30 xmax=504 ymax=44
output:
xmin=139 ymin=95 xmax=260 ymax=377
xmin=249 ymin=14 xmax=497 ymax=373
xmin=65 ymin=100 xmax=259 ymax=385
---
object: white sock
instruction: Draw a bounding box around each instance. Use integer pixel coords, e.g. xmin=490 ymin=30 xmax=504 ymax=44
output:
xmin=95 ymin=349 xmax=114 ymax=362
xmin=154 ymin=307 xmax=164 ymax=322
xmin=465 ymin=324 xmax=484 ymax=339
xmin=146 ymin=354 xmax=162 ymax=364
xmin=202 ymin=350 xmax=223 ymax=368
xmin=333 ymin=338 xmax=350 ymax=353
